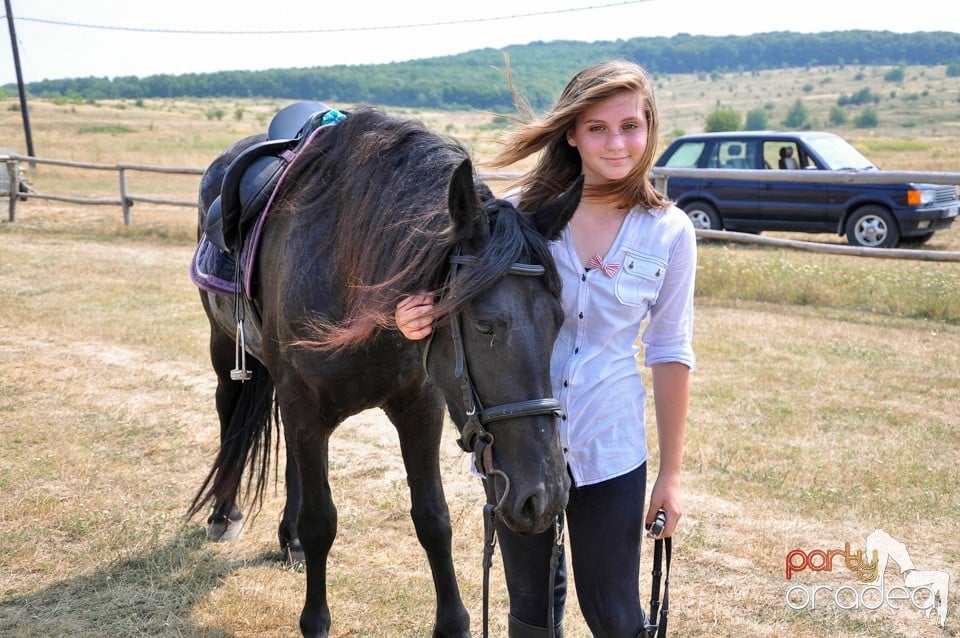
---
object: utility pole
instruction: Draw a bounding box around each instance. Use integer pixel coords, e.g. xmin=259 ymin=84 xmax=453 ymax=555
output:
xmin=4 ymin=0 xmax=35 ymax=160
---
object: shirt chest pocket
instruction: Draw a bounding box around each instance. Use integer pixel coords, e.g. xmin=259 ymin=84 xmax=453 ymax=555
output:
xmin=614 ymin=250 xmax=667 ymax=307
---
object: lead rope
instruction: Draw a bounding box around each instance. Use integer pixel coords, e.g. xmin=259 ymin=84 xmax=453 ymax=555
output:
xmin=646 ymin=536 xmax=672 ymax=638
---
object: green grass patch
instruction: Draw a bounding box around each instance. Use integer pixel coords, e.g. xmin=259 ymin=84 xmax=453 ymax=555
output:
xmin=860 ymin=138 xmax=930 ymax=153
xmin=695 ymin=244 xmax=960 ymax=323
xmin=77 ymin=124 xmax=137 ymax=134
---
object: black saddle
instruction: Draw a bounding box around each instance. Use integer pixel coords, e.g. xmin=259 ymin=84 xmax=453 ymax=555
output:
xmin=205 ymin=101 xmax=342 ymax=254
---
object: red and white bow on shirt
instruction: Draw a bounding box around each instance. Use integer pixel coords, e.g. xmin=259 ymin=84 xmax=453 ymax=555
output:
xmin=586 ymin=254 xmax=620 ymax=278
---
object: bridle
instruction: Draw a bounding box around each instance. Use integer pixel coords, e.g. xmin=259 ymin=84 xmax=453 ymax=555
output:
xmin=422 ymin=244 xmax=566 ymax=638
xmin=423 ymin=245 xmax=563 ymax=506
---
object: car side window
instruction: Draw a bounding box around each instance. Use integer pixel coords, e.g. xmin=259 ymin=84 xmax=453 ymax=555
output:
xmin=762 ymin=142 xmax=782 ymax=169
xmin=663 ymin=141 xmax=705 ymax=168
xmin=718 ymin=141 xmax=749 ymax=169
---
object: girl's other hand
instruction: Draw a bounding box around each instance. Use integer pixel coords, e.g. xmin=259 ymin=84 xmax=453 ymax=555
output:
xmin=395 ymin=293 xmax=435 ymax=340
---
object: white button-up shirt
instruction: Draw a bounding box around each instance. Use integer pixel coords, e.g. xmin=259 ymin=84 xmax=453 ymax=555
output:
xmin=550 ymin=204 xmax=697 ymax=486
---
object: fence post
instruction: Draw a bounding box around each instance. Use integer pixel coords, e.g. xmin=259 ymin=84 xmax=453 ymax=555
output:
xmin=118 ymin=166 xmax=131 ymax=225
xmin=6 ymin=158 xmax=18 ymax=221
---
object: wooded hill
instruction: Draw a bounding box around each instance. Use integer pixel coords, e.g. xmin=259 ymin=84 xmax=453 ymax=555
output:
xmin=12 ymin=30 xmax=960 ymax=111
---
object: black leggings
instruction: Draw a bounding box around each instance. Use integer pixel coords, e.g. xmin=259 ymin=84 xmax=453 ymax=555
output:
xmin=493 ymin=463 xmax=648 ymax=637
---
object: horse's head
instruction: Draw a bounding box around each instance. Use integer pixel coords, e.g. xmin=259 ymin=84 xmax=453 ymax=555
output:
xmin=427 ymin=159 xmax=582 ymax=535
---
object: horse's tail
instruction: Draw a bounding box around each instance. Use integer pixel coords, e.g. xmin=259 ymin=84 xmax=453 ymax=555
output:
xmin=187 ymin=357 xmax=278 ymax=522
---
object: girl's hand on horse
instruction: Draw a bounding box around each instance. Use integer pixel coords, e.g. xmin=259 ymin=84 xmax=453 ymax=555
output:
xmin=396 ymin=293 xmax=435 ymax=340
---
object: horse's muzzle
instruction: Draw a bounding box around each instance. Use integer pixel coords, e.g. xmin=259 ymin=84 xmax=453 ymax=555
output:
xmin=487 ymin=469 xmax=569 ymax=535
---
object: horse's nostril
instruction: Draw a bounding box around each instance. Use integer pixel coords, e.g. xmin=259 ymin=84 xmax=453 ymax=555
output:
xmin=520 ymin=491 xmax=544 ymax=523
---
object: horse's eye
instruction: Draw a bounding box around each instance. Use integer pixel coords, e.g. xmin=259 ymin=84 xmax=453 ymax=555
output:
xmin=474 ymin=321 xmax=494 ymax=336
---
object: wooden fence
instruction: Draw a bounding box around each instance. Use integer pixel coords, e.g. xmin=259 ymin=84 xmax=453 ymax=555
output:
xmin=2 ymin=153 xmax=959 ymax=262
xmin=2 ymin=153 xmax=203 ymax=225
xmin=0 ymin=153 xmax=521 ymax=226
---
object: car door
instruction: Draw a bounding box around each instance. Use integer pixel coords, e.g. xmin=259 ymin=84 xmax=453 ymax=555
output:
xmin=757 ymin=139 xmax=830 ymax=231
xmin=701 ymin=139 xmax=760 ymax=228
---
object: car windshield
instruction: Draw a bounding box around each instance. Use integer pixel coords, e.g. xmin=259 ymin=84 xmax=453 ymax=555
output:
xmin=804 ymin=136 xmax=877 ymax=171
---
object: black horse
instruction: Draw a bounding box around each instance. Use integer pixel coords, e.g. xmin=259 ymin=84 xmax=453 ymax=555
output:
xmin=189 ymin=106 xmax=581 ymax=638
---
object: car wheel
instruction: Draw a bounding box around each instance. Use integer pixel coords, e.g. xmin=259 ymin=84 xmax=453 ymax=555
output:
xmin=684 ymin=201 xmax=721 ymax=230
xmin=845 ymin=206 xmax=900 ymax=248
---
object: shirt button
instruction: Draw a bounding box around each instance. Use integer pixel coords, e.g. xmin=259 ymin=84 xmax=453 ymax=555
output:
xmin=562 ymin=414 xmax=568 ymax=421
xmin=574 ymin=347 xmax=579 ymax=354
xmin=563 ymin=380 xmax=568 ymax=387
xmin=578 ymin=312 xmax=583 ymax=319
xmin=581 ymin=274 xmax=586 ymax=281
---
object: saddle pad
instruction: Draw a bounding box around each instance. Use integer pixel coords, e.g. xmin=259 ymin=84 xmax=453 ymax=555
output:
xmin=190 ymin=234 xmax=238 ymax=296
xmin=191 ymin=205 xmax=269 ymax=298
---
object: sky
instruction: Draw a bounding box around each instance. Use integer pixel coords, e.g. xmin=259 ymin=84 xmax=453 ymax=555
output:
xmin=0 ymin=0 xmax=954 ymax=86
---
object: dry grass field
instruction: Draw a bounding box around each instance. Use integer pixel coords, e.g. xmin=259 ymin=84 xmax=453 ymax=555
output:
xmin=1 ymin=64 xmax=959 ymax=637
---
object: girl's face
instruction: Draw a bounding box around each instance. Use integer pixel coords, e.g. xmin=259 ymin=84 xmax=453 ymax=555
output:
xmin=566 ymin=90 xmax=649 ymax=187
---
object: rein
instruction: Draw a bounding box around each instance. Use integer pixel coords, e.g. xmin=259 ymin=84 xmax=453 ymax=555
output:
xmin=644 ymin=535 xmax=672 ymax=638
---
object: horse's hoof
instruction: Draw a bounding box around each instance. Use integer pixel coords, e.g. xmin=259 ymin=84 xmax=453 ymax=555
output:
xmin=284 ymin=539 xmax=305 ymax=571
xmin=207 ymin=518 xmax=244 ymax=542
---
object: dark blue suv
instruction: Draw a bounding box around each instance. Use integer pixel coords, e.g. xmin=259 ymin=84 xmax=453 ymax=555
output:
xmin=653 ymin=131 xmax=959 ymax=248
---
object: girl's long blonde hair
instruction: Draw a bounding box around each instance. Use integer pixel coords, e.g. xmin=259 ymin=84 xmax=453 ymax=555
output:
xmin=488 ymin=59 xmax=670 ymax=212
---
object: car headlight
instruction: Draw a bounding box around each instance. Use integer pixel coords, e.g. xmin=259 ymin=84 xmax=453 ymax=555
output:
xmin=906 ymin=189 xmax=937 ymax=206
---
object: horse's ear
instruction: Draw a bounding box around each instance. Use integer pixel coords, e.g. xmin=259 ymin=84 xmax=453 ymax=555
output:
xmin=447 ymin=158 xmax=488 ymax=239
xmin=532 ymin=175 xmax=583 ymax=240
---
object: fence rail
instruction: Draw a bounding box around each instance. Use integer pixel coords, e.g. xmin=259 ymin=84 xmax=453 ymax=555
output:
xmin=0 ymin=153 xmax=518 ymax=225
xmin=2 ymin=153 xmax=205 ymax=224
xmin=2 ymin=153 xmax=959 ymax=261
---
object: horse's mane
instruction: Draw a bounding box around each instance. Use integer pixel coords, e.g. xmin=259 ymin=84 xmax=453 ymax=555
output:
xmin=270 ymin=106 xmax=558 ymax=352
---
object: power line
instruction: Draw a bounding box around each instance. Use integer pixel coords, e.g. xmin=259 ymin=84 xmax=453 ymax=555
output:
xmin=3 ymin=1 xmax=650 ymax=36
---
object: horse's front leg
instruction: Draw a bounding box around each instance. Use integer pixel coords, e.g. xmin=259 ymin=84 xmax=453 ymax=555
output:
xmin=385 ymin=393 xmax=471 ymax=638
xmin=282 ymin=406 xmax=336 ymax=638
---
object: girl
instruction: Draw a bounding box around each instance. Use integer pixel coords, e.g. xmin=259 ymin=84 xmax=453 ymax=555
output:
xmin=396 ymin=60 xmax=696 ymax=638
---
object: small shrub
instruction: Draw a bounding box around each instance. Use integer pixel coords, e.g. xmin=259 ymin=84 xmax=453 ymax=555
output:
xmin=828 ymin=105 xmax=847 ymax=125
xmin=744 ymin=108 xmax=768 ymax=130
xmin=854 ymin=107 xmax=879 ymax=128
xmin=883 ymin=66 xmax=905 ymax=82
xmin=705 ymin=107 xmax=741 ymax=132
xmin=782 ymin=99 xmax=809 ymax=129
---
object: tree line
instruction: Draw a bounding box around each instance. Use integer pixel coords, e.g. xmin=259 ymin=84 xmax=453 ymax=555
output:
xmin=9 ymin=30 xmax=960 ymax=111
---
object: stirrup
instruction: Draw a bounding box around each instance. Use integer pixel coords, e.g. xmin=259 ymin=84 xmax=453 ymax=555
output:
xmin=230 ymin=318 xmax=252 ymax=381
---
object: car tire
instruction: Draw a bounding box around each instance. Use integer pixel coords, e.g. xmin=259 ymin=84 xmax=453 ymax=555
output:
xmin=684 ymin=201 xmax=722 ymax=231
xmin=845 ymin=206 xmax=900 ymax=248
